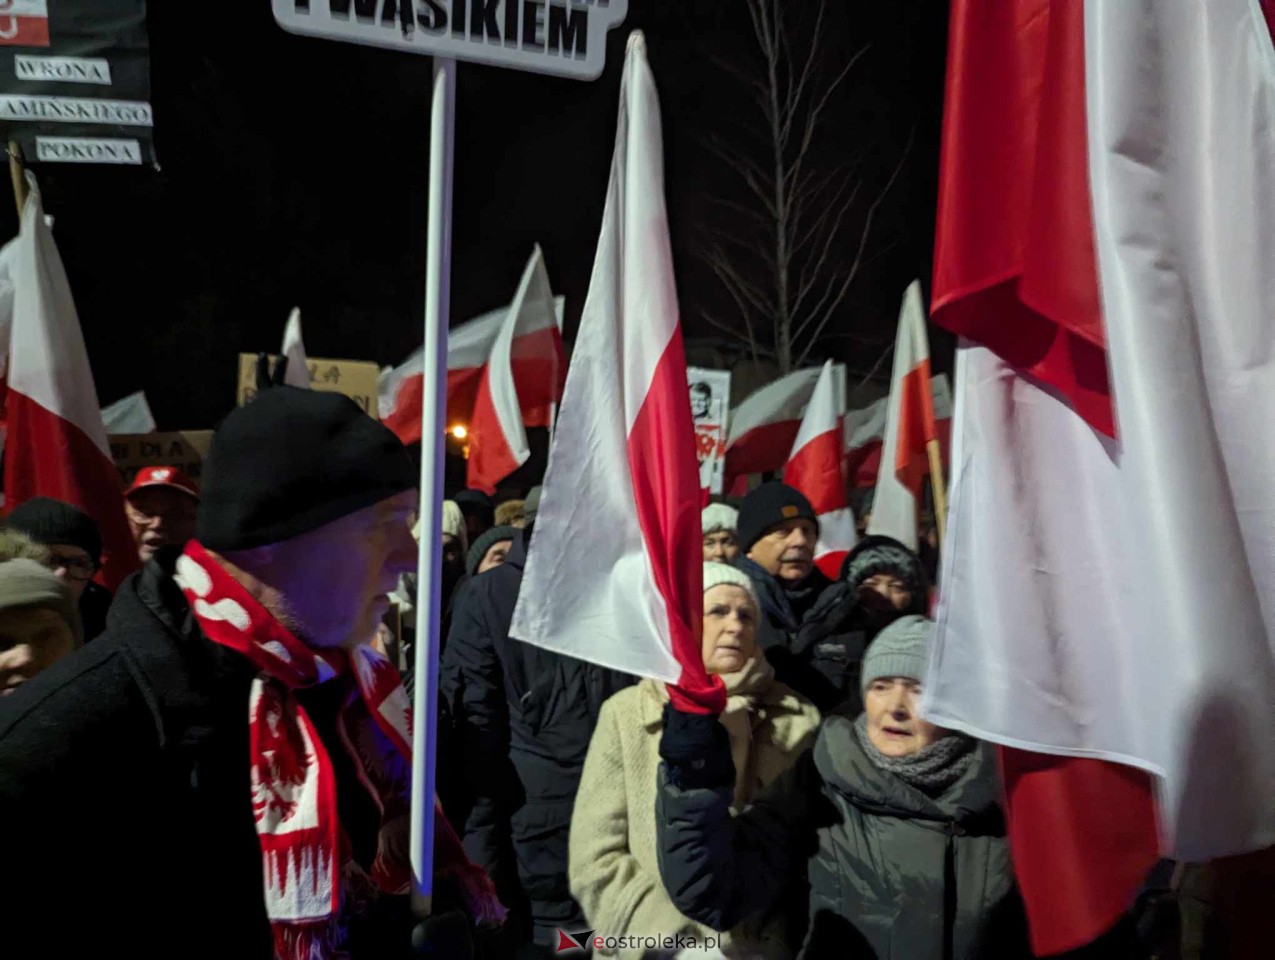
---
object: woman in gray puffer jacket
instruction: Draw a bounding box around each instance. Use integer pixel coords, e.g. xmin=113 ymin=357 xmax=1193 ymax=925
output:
xmin=654 ymin=615 xmax=1031 ymax=959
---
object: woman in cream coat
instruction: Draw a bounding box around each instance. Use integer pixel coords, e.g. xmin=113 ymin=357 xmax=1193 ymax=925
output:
xmin=569 ymin=562 xmax=821 ymax=959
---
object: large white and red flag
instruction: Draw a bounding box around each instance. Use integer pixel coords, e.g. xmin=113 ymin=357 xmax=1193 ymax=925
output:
xmin=843 ymin=374 xmax=951 ymax=489
xmin=866 ymin=281 xmax=938 ymax=551
xmin=722 ymin=366 xmax=823 ymax=488
xmin=466 ymin=245 xmax=557 ymax=494
xmin=927 ymin=0 xmax=1275 ymax=953
xmin=380 ymin=279 xmax=564 ymax=446
xmin=784 ymin=360 xmax=855 ymax=579
xmin=4 ymin=181 xmax=136 ymax=588
xmin=510 ymin=32 xmax=723 ymax=714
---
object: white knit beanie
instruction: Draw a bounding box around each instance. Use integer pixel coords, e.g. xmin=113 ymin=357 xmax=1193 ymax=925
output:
xmin=442 ymin=500 xmax=468 ymax=555
xmin=701 ymin=503 xmax=739 ymax=535
xmin=703 ymin=562 xmax=758 ymax=606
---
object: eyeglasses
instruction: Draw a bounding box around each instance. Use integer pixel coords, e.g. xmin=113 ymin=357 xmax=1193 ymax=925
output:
xmin=49 ymin=554 xmax=98 ymax=581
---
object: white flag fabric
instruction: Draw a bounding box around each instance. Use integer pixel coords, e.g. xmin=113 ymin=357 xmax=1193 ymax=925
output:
xmin=100 ymin=391 xmax=156 ymax=434
xmin=867 ymin=282 xmax=934 ymax=551
xmin=466 ymin=246 xmax=557 ymax=492
xmin=511 ymin=33 xmax=720 ymax=711
xmin=784 ymin=360 xmax=855 ymax=578
xmin=927 ymin=0 xmax=1275 ymax=860
xmin=281 ymin=307 xmax=310 ymax=387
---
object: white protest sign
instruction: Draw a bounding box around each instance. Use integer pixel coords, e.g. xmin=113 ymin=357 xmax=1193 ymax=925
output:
xmin=272 ymin=0 xmax=628 ymax=80
xmin=688 ymin=367 xmax=730 ymax=496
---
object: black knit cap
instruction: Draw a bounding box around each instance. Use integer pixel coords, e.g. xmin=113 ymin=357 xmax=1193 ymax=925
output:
xmin=736 ymin=482 xmax=819 ymax=553
xmin=454 ymin=488 xmax=495 ymax=525
xmin=5 ymin=497 xmax=102 ymax=561
xmin=197 ymin=387 xmax=416 ymax=551
xmin=466 ymin=524 xmax=519 ymax=578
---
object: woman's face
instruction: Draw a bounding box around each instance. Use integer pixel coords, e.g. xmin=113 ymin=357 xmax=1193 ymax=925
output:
xmin=864 ymin=677 xmax=944 ymax=757
xmin=0 ymin=607 xmax=75 ymax=697
xmin=701 ymin=584 xmax=757 ymax=675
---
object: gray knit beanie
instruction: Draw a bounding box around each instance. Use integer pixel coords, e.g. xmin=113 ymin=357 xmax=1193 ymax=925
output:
xmin=0 ymin=558 xmax=83 ymax=647
xmin=861 ymin=614 xmax=931 ymax=693
xmin=467 ymin=525 xmax=518 ymax=578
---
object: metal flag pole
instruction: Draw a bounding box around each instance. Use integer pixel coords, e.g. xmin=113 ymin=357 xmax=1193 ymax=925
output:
xmin=410 ymin=54 xmax=456 ymax=919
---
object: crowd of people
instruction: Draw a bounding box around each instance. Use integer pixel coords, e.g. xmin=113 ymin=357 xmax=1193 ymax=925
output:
xmin=0 ymin=383 xmax=1235 ymax=959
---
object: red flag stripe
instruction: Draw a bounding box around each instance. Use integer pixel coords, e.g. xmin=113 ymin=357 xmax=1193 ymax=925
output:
xmin=785 ymin=429 xmax=845 ymax=517
xmin=893 ymin=358 xmax=936 ymax=496
xmin=932 ymin=0 xmax=1113 ymax=437
xmin=628 ymin=327 xmax=722 ymax=716
xmin=5 ymin=391 xmax=136 ymax=589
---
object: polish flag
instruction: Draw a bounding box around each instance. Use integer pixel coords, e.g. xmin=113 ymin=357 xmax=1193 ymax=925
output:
xmin=466 ymin=246 xmax=557 ymax=494
xmin=511 ymin=32 xmax=723 ymax=715
xmin=722 ymin=367 xmax=823 ymax=486
xmin=0 ymin=1 xmax=51 ymax=47
xmin=842 ymin=373 xmax=952 ymax=489
xmin=866 ymin=282 xmax=938 ymax=552
xmin=925 ymin=0 xmax=1275 ymax=954
xmin=380 ymin=281 xmax=564 ymax=446
xmin=784 ymin=360 xmax=855 ymax=579
xmin=3 ymin=181 xmax=137 ymax=588
xmin=280 ymin=307 xmax=310 ymax=387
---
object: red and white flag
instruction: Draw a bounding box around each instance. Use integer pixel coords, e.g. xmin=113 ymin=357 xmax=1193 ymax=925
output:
xmin=0 ymin=1 xmax=51 ymax=47
xmin=466 ymin=246 xmax=557 ymax=494
xmin=723 ymin=366 xmax=824 ymax=487
xmin=380 ymin=282 xmax=564 ymax=446
xmin=280 ymin=307 xmax=310 ymax=388
xmin=3 ymin=181 xmax=136 ymax=588
xmin=866 ymin=281 xmax=938 ymax=551
xmin=843 ymin=373 xmax=951 ymax=489
xmin=511 ymin=32 xmax=723 ymax=714
xmin=926 ymin=0 xmax=1275 ymax=953
xmin=784 ymin=360 xmax=855 ymax=578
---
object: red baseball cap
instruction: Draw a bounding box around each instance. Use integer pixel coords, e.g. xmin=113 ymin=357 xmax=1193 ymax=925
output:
xmin=125 ymin=466 xmax=200 ymax=501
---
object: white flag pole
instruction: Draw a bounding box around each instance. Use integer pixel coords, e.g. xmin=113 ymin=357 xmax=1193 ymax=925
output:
xmin=410 ymin=55 xmax=456 ymax=918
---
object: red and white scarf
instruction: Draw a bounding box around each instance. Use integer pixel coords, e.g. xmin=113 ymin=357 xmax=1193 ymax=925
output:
xmin=176 ymin=540 xmax=505 ymax=959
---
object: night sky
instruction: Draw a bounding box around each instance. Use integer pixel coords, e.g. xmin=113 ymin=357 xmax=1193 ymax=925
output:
xmin=1 ymin=2 xmax=949 ymax=431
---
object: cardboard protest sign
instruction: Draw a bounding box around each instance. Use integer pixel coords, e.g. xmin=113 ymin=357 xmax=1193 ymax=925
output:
xmin=688 ymin=367 xmax=730 ymax=496
xmin=237 ymin=353 xmax=381 ymax=418
xmin=0 ymin=0 xmax=155 ymax=166
xmin=109 ymin=430 xmax=213 ymax=487
xmin=273 ymin=0 xmax=629 ymax=80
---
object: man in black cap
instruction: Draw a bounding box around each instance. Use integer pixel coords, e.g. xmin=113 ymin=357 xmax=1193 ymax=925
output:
xmin=5 ymin=496 xmax=112 ymax=641
xmin=733 ymin=482 xmax=833 ymax=703
xmin=0 ymin=387 xmax=503 ymax=959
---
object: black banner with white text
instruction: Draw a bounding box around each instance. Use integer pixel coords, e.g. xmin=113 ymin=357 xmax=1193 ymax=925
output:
xmin=0 ymin=0 xmax=154 ymax=166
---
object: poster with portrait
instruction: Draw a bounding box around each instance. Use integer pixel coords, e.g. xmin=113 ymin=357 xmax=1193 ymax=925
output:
xmin=687 ymin=367 xmax=731 ymax=496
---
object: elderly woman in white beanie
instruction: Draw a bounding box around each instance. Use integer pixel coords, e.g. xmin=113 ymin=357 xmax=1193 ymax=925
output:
xmin=701 ymin=503 xmax=740 ymax=563
xmin=569 ymin=562 xmax=820 ymax=959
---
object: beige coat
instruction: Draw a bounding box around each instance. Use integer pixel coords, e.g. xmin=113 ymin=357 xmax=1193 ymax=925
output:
xmin=569 ymin=656 xmax=820 ymax=959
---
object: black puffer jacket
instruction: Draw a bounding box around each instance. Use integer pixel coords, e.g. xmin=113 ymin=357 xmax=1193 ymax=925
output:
xmin=440 ymin=529 xmax=636 ymax=948
xmin=655 ymin=708 xmax=1031 ymax=959
xmin=735 ymin=556 xmax=858 ymax=712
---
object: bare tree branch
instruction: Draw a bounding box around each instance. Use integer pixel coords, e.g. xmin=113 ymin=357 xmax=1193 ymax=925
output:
xmin=792 ymin=128 xmax=915 ymax=366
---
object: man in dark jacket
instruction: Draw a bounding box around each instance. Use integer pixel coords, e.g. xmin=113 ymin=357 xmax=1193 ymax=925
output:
xmin=732 ymin=483 xmax=833 ymax=705
xmin=442 ymin=525 xmax=635 ymax=957
xmin=0 ymin=388 xmax=500 ymax=959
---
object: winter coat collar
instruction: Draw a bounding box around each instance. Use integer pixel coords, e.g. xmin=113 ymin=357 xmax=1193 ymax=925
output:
xmin=813 ymin=709 xmax=1003 ymax=828
xmin=734 ymin=556 xmax=830 ymax=631
xmin=635 ymin=654 xmax=793 ymax=731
